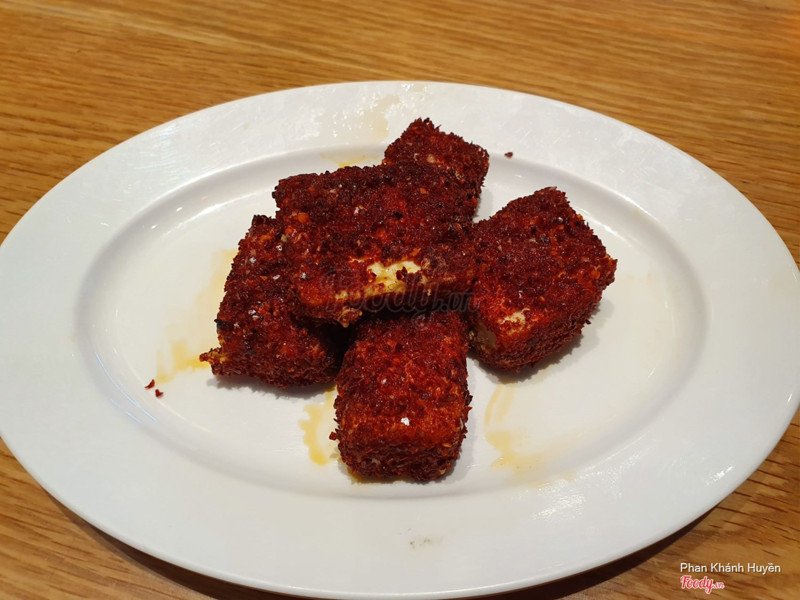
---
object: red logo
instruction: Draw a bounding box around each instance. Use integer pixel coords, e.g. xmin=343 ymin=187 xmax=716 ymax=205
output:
xmin=680 ymin=575 xmax=725 ymax=594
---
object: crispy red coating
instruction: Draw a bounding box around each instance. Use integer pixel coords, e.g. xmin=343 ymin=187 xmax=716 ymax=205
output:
xmin=331 ymin=311 xmax=471 ymax=481
xmin=383 ymin=118 xmax=489 ymax=215
xmin=199 ymin=215 xmax=344 ymax=387
xmin=274 ymin=163 xmax=476 ymax=326
xmin=468 ymin=187 xmax=617 ymax=370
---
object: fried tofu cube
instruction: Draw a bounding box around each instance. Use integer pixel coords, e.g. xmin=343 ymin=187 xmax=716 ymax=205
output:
xmin=275 ymin=163 xmax=476 ymax=326
xmin=468 ymin=187 xmax=617 ymax=370
xmin=200 ymin=215 xmax=344 ymax=387
xmin=383 ymin=117 xmax=489 ymax=214
xmin=331 ymin=311 xmax=471 ymax=481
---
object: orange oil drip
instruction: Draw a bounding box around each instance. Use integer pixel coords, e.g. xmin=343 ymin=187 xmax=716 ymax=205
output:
xmin=300 ymin=388 xmax=338 ymax=466
xmin=484 ymin=384 xmax=543 ymax=473
xmin=155 ymin=339 xmax=207 ymax=383
xmin=155 ymin=248 xmax=236 ymax=385
xmin=320 ymin=152 xmax=381 ymax=169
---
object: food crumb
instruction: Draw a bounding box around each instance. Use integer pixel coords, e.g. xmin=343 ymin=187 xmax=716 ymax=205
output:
xmin=504 ymin=151 xmax=513 ymax=158
xmin=155 ymin=389 xmax=164 ymax=398
xmin=144 ymin=379 xmax=155 ymax=389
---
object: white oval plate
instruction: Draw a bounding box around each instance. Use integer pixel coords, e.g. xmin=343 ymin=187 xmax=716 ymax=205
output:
xmin=1 ymin=82 xmax=798 ymax=599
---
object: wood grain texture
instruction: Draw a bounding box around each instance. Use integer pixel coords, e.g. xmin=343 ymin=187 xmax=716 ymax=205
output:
xmin=1 ymin=1 xmax=798 ymax=598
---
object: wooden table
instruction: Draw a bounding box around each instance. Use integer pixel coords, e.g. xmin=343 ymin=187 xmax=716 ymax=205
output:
xmin=1 ymin=1 xmax=798 ymax=598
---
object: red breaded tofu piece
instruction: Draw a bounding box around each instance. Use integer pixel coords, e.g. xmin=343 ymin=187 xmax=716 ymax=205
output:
xmin=383 ymin=118 xmax=489 ymax=214
xmin=331 ymin=311 xmax=471 ymax=481
xmin=200 ymin=215 xmax=344 ymax=387
xmin=275 ymin=163 xmax=476 ymax=326
xmin=468 ymin=187 xmax=617 ymax=370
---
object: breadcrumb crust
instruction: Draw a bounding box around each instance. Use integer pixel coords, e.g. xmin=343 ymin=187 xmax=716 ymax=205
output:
xmin=200 ymin=215 xmax=344 ymax=387
xmin=332 ymin=311 xmax=471 ymax=481
xmin=383 ymin=117 xmax=489 ymax=213
xmin=468 ymin=187 xmax=617 ymax=370
xmin=275 ymin=163 xmax=476 ymax=326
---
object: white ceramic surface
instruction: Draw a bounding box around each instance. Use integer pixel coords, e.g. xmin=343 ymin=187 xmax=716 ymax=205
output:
xmin=1 ymin=82 xmax=798 ymax=599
